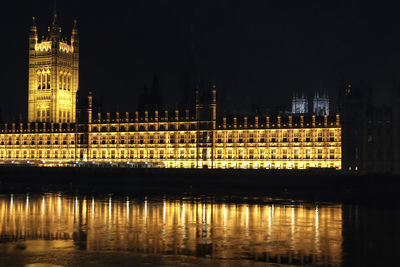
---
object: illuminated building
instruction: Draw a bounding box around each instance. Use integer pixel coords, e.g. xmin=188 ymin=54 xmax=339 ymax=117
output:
xmin=0 ymin=11 xmax=341 ymax=169
xmin=28 ymin=11 xmax=79 ymax=123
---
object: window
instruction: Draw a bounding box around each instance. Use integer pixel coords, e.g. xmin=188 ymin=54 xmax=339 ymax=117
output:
xmin=329 ymin=131 xmax=335 ymax=142
xmin=282 ymin=150 xmax=287 ymax=159
xmin=330 ymin=149 xmax=335 ymax=159
xmin=317 ymin=131 xmax=323 ymax=142
xmin=283 ymin=132 xmax=288 ymax=142
xmin=47 ymin=72 xmax=50 ymax=89
xmin=249 ymin=149 xmax=254 ymax=159
xmin=238 ymin=133 xmax=243 ymax=143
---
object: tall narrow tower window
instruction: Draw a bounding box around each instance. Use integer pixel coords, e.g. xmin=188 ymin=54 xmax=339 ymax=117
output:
xmin=59 ymin=75 xmax=63 ymax=89
xmin=37 ymin=72 xmax=41 ymax=89
xmin=68 ymin=75 xmax=71 ymax=90
xmin=42 ymin=71 xmax=46 ymax=89
xmin=47 ymin=71 xmax=51 ymax=89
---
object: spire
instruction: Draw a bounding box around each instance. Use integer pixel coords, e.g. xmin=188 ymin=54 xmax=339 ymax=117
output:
xmin=52 ymin=0 xmax=58 ymax=27
xmin=72 ymin=19 xmax=79 ymax=43
xmin=73 ymin=19 xmax=78 ymax=32
xmin=50 ymin=0 xmax=61 ymax=35
xmin=30 ymin=17 xmax=37 ymax=34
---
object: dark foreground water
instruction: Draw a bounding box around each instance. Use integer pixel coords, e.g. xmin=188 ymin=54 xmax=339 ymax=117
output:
xmin=0 ymin=194 xmax=398 ymax=267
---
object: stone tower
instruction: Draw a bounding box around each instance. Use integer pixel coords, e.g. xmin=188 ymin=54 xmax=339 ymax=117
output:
xmin=28 ymin=8 xmax=79 ymax=123
xmin=291 ymin=92 xmax=308 ymax=114
xmin=313 ymin=91 xmax=329 ymax=116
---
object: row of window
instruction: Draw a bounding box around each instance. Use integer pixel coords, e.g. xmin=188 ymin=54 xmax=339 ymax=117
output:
xmin=0 ymin=148 xmax=338 ymax=160
xmin=37 ymin=70 xmax=50 ymax=89
xmin=36 ymin=71 xmax=72 ymax=90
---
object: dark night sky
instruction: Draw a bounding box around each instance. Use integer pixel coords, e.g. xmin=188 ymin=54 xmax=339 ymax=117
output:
xmin=1 ymin=0 xmax=400 ymax=121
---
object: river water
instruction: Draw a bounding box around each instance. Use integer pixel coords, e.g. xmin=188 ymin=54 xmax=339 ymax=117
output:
xmin=0 ymin=193 xmax=398 ymax=266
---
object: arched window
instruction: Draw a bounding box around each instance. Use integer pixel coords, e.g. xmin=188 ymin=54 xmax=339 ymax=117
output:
xmin=46 ymin=71 xmax=50 ymax=89
xmin=59 ymin=73 xmax=63 ymax=89
xmin=42 ymin=71 xmax=46 ymax=89
xmin=68 ymin=75 xmax=71 ymax=90
xmin=37 ymin=72 xmax=41 ymax=89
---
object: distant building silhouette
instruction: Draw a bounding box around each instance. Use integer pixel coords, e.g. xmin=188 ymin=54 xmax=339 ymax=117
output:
xmin=291 ymin=92 xmax=308 ymax=114
xmin=339 ymin=83 xmax=400 ymax=173
xmin=313 ymin=91 xmax=330 ymax=116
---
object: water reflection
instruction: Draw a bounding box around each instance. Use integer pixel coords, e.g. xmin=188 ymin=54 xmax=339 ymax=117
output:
xmin=0 ymin=194 xmax=343 ymax=266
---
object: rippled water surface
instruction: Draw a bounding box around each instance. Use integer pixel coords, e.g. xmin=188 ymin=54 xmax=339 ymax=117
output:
xmin=0 ymin=194 xmax=398 ymax=266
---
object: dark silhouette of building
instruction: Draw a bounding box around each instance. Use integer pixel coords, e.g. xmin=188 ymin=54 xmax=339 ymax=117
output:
xmin=339 ymin=83 xmax=398 ymax=173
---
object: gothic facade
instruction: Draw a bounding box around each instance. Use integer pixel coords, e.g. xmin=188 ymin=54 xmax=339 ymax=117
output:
xmin=0 ymin=11 xmax=342 ymax=169
xmin=28 ymin=13 xmax=79 ymax=123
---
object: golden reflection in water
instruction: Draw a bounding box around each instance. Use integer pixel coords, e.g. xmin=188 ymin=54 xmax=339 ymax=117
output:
xmin=0 ymin=194 xmax=342 ymax=266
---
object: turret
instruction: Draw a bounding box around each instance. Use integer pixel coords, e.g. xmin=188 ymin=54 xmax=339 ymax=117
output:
xmin=29 ymin=17 xmax=38 ymax=51
xmin=209 ymin=81 xmax=217 ymax=122
xmin=49 ymin=4 xmax=61 ymax=41
xmin=71 ymin=19 xmax=79 ymax=53
xmin=87 ymin=92 xmax=93 ymax=123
